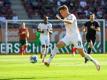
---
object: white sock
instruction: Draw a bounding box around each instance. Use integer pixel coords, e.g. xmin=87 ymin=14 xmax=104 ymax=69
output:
xmin=84 ymin=52 xmax=98 ymax=64
xmin=42 ymin=47 xmax=46 ymax=55
xmin=42 ymin=48 xmax=48 ymax=61
xmin=47 ymin=46 xmax=59 ymax=64
xmin=84 ymin=52 xmax=100 ymax=71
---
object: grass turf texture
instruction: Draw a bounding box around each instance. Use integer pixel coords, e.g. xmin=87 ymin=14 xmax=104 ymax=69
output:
xmin=0 ymin=54 xmax=107 ymax=80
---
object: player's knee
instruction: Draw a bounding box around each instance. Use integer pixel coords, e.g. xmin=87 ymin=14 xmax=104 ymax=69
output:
xmin=77 ymin=48 xmax=85 ymax=57
xmin=56 ymin=41 xmax=65 ymax=48
xmin=56 ymin=44 xmax=62 ymax=48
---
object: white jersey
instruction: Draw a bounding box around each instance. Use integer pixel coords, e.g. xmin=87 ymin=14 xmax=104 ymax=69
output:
xmin=38 ymin=23 xmax=52 ymax=37
xmin=64 ymin=14 xmax=80 ymax=37
xmin=61 ymin=14 xmax=83 ymax=48
xmin=38 ymin=22 xmax=52 ymax=46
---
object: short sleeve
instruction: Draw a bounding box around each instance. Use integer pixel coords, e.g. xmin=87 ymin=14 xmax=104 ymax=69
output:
xmin=95 ymin=21 xmax=100 ymax=28
xmin=38 ymin=23 xmax=41 ymax=29
xmin=67 ymin=14 xmax=76 ymax=22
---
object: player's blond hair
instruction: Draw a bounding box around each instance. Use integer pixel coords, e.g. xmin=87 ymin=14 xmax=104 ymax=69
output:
xmin=58 ymin=5 xmax=68 ymax=12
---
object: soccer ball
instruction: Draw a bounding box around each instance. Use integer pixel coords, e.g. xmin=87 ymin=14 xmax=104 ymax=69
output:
xmin=30 ymin=55 xmax=38 ymax=63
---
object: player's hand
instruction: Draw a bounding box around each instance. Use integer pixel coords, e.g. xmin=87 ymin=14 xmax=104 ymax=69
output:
xmin=56 ymin=14 xmax=62 ymax=21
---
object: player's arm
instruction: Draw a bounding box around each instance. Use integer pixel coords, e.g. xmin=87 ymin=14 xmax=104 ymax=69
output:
xmin=56 ymin=14 xmax=73 ymax=24
xmin=49 ymin=29 xmax=52 ymax=34
xmin=19 ymin=28 xmax=24 ymax=35
xmin=48 ymin=24 xmax=53 ymax=34
xmin=20 ymin=29 xmax=26 ymax=34
xmin=95 ymin=22 xmax=100 ymax=32
xmin=95 ymin=27 xmax=101 ymax=32
xmin=82 ymin=26 xmax=87 ymax=32
xmin=82 ymin=22 xmax=88 ymax=32
xmin=26 ymin=28 xmax=29 ymax=38
xmin=37 ymin=24 xmax=44 ymax=33
xmin=95 ymin=27 xmax=100 ymax=32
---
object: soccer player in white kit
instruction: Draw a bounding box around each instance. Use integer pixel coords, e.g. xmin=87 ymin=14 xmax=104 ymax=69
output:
xmin=44 ymin=5 xmax=100 ymax=71
xmin=38 ymin=16 xmax=52 ymax=62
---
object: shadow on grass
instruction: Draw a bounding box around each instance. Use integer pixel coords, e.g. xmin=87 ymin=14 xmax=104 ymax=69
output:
xmin=0 ymin=76 xmax=61 ymax=80
xmin=0 ymin=77 xmax=35 ymax=80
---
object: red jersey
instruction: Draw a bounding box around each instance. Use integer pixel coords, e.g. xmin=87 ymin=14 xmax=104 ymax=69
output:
xmin=19 ymin=27 xmax=28 ymax=40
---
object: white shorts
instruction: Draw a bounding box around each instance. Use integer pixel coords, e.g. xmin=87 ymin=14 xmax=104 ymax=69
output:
xmin=40 ymin=35 xmax=50 ymax=46
xmin=61 ymin=34 xmax=83 ymax=48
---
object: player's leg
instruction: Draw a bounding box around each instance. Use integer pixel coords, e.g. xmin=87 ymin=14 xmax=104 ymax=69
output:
xmin=19 ymin=40 xmax=22 ymax=54
xmin=85 ymin=37 xmax=96 ymax=63
xmin=84 ymin=40 xmax=92 ymax=63
xmin=41 ymin=44 xmax=48 ymax=62
xmin=74 ymin=39 xmax=100 ymax=71
xmin=72 ymin=34 xmax=100 ymax=71
xmin=77 ymin=48 xmax=100 ymax=71
xmin=87 ymin=40 xmax=94 ymax=54
xmin=89 ymin=37 xmax=96 ymax=53
xmin=86 ymin=35 xmax=92 ymax=54
xmin=42 ymin=45 xmax=50 ymax=63
xmin=19 ymin=40 xmax=25 ymax=55
xmin=41 ymin=37 xmax=50 ymax=62
xmin=39 ymin=36 xmax=45 ymax=59
xmin=42 ymin=37 xmax=51 ymax=62
xmin=85 ymin=35 xmax=92 ymax=62
xmin=44 ymin=36 xmax=69 ymax=66
xmin=19 ymin=46 xmax=23 ymax=55
xmin=44 ymin=41 xmax=66 ymax=66
xmin=23 ymin=40 xmax=28 ymax=54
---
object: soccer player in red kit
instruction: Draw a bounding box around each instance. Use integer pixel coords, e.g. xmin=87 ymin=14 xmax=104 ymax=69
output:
xmin=19 ymin=22 xmax=29 ymax=55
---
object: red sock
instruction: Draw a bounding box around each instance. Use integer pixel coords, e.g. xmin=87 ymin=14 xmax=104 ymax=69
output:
xmin=23 ymin=45 xmax=27 ymax=54
xmin=72 ymin=48 xmax=77 ymax=54
xmin=19 ymin=47 xmax=23 ymax=54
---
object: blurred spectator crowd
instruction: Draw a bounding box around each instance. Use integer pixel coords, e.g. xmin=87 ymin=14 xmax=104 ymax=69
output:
xmin=0 ymin=0 xmax=107 ymax=26
xmin=21 ymin=0 xmax=107 ymax=19
xmin=22 ymin=0 xmax=107 ymax=26
xmin=0 ymin=0 xmax=13 ymax=19
xmin=0 ymin=0 xmax=18 ymax=24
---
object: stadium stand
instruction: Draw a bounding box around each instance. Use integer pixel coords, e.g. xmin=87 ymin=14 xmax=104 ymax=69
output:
xmin=0 ymin=0 xmax=13 ymax=19
xmin=20 ymin=0 xmax=106 ymax=18
xmin=0 ymin=0 xmax=107 ymax=23
xmin=20 ymin=0 xmax=107 ymax=27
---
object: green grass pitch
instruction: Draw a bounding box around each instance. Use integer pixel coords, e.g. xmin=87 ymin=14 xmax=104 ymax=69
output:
xmin=0 ymin=54 xmax=107 ymax=80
